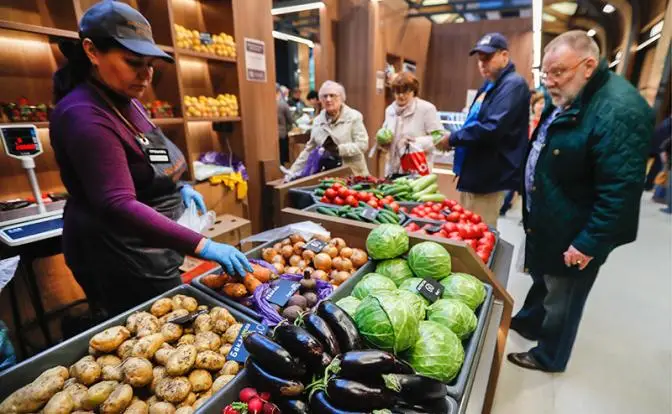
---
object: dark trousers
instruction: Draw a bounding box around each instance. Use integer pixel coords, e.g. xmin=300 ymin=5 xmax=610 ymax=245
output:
xmin=279 ymin=136 xmax=289 ymax=166
xmin=512 ymin=269 xmax=598 ymax=372
xmin=499 ymin=190 xmax=517 ymax=215
xmin=644 ymin=156 xmax=662 ymax=191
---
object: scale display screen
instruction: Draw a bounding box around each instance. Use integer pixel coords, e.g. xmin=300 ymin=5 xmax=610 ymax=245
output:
xmin=1 ymin=125 xmax=41 ymax=157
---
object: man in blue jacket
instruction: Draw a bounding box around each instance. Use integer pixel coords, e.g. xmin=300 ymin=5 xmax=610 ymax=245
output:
xmin=439 ymin=33 xmax=530 ymax=227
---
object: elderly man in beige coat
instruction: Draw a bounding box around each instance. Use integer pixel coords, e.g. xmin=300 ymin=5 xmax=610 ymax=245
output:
xmin=288 ymin=81 xmax=370 ymax=178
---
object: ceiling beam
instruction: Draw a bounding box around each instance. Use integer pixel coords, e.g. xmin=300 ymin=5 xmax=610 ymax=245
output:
xmin=407 ymin=0 xmax=532 ymax=17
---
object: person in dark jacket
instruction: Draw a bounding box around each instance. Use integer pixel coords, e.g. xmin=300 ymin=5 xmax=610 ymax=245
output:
xmin=438 ymin=33 xmax=530 ymax=228
xmin=645 ymin=117 xmax=671 ymax=191
xmin=508 ymin=31 xmax=654 ymax=372
xmin=277 ymin=84 xmax=294 ymax=165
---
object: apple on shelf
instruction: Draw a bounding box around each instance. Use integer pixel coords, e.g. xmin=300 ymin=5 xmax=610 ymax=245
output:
xmin=174 ymin=24 xmax=236 ymax=58
xmin=184 ymin=94 xmax=239 ymax=119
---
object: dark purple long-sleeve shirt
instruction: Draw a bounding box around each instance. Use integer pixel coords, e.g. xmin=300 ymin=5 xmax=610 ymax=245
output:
xmin=50 ymin=81 xmax=203 ymax=255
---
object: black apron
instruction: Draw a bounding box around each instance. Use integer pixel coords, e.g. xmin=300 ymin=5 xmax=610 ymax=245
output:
xmin=69 ymin=83 xmax=188 ymax=283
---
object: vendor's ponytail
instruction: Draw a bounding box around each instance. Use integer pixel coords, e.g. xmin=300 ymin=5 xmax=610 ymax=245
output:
xmin=53 ymin=37 xmax=118 ymax=103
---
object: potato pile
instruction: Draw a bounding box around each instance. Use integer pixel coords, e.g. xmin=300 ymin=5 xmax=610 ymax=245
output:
xmin=174 ymin=24 xmax=236 ymax=58
xmin=0 ymin=295 xmax=244 ymax=414
xmin=261 ymin=234 xmax=368 ymax=286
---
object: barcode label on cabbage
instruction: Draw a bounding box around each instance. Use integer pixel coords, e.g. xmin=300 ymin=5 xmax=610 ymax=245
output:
xmin=416 ymin=278 xmax=444 ymax=303
xmin=227 ymin=322 xmax=268 ymax=363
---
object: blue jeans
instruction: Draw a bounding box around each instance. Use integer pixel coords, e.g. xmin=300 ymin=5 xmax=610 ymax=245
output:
xmin=499 ymin=190 xmax=516 ymax=215
xmin=513 ymin=270 xmax=598 ymax=372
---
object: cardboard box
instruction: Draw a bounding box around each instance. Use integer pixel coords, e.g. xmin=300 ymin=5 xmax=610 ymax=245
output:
xmin=202 ymin=214 xmax=252 ymax=249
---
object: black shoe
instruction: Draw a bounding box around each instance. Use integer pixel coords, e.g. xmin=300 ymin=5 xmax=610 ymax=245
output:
xmin=507 ymin=352 xmax=549 ymax=372
xmin=510 ymin=319 xmax=541 ymax=341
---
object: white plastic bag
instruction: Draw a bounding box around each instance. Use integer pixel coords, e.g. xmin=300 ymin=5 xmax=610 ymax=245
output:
xmin=240 ymin=221 xmax=330 ymax=245
xmin=177 ymin=201 xmax=216 ymax=234
xmin=0 ymin=256 xmax=19 ymax=294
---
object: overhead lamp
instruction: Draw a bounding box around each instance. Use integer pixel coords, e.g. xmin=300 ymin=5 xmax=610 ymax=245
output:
xmin=271 ymin=1 xmax=324 ymax=16
xmin=602 ymin=4 xmax=615 ymax=14
xmin=636 ymin=33 xmax=662 ymax=51
xmin=272 ymin=31 xmax=315 ymax=48
xmin=587 ymin=29 xmax=596 ymax=37
xmin=549 ymin=2 xmax=578 ymax=16
xmin=609 ymin=59 xmax=620 ymax=68
xmin=543 ymin=13 xmax=557 ymax=22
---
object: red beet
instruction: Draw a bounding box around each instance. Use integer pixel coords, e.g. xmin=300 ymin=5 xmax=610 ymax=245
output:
xmin=248 ymin=397 xmax=264 ymax=414
xmin=239 ymin=387 xmax=258 ymax=403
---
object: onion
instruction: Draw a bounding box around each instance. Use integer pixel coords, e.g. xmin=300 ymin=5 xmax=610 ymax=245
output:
xmin=312 ymin=270 xmax=329 ymax=281
xmin=271 ymin=255 xmax=285 ymax=265
xmin=289 ymin=234 xmax=305 ymax=244
xmin=297 ymin=260 xmax=307 ymax=269
xmin=293 ymin=241 xmax=306 ymax=255
xmin=340 ymin=258 xmax=353 ymax=272
xmin=272 ymin=262 xmax=285 ymax=273
xmin=314 ymin=234 xmax=330 ymax=242
xmin=273 ymin=243 xmax=282 ymax=251
xmin=281 ymin=238 xmax=292 ymax=246
xmin=314 ymin=253 xmax=332 ymax=271
xmin=322 ymin=245 xmax=339 ymax=258
xmin=330 ymin=238 xmax=346 ymax=251
xmin=304 ymin=267 xmax=315 ymax=274
xmin=302 ymin=250 xmax=316 ymax=262
xmin=340 ymin=247 xmax=353 ymax=259
xmin=330 ymin=270 xmax=339 ymax=280
xmin=350 ymin=249 xmax=368 ymax=267
xmin=286 ymin=266 xmax=300 ymax=274
xmin=332 ymin=271 xmax=350 ymax=286
xmin=332 ymin=257 xmax=344 ymax=271
xmin=289 ymin=255 xmax=301 ymax=266
xmin=262 ymin=248 xmax=277 ymax=262
xmin=281 ymin=245 xmax=294 ymax=259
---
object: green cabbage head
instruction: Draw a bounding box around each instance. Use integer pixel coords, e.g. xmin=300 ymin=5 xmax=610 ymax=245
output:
xmin=440 ymin=273 xmax=486 ymax=310
xmin=335 ymin=296 xmax=361 ymax=317
xmin=353 ymin=273 xmax=396 ymax=300
xmin=407 ymin=242 xmax=452 ymax=280
xmin=398 ymin=278 xmax=430 ymax=305
xmin=396 ymin=289 xmax=428 ymax=321
xmin=376 ymin=128 xmax=394 ymax=145
xmin=427 ymin=299 xmax=477 ymax=339
xmin=375 ymin=258 xmax=414 ymax=287
xmin=354 ymin=290 xmax=420 ymax=353
xmin=366 ymin=224 xmax=409 ymax=260
xmin=406 ymin=320 xmax=465 ymax=382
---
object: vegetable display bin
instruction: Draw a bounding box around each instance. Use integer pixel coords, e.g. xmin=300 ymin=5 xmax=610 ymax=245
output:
xmin=0 ymin=285 xmax=258 ymax=411
xmin=302 ymin=203 xmax=409 ymax=226
xmin=288 ymin=185 xmax=321 ymax=209
xmin=328 ymin=267 xmax=494 ymax=402
xmin=192 ymin=237 xmax=373 ymax=322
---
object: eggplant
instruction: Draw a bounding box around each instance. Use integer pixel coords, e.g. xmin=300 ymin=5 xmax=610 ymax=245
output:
xmin=273 ymin=323 xmax=327 ymax=372
xmin=275 ymin=399 xmax=310 ymax=414
xmin=382 ymin=374 xmax=447 ymax=403
xmin=243 ymin=332 xmax=307 ymax=379
xmin=305 ymin=313 xmax=341 ymax=356
xmin=326 ymin=378 xmax=396 ymax=411
xmin=317 ymin=301 xmax=363 ymax=352
xmin=336 ymin=350 xmax=414 ymax=379
xmin=245 ymin=358 xmax=305 ymax=397
xmin=309 ymin=390 xmax=366 ymax=414
xmin=391 ymin=399 xmax=451 ymax=414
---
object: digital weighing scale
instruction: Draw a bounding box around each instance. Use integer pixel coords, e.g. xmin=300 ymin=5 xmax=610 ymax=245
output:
xmin=0 ymin=124 xmax=64 ymax=246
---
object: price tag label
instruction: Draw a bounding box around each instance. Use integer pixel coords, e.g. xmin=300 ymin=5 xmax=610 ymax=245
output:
xmin=199 ymin=32 xmax=213 ymax=45
xmin=360 ymin=207 xmax=379 ymax=222
xmin=265 ymin=279 xmax=301 ymax=307
xmin=226 ymin=322 xmax=268 ymax=363
xmin=425 ymin=225 xmax=442 ymax=235
xmin=441 ymin=209 xmax=452 ymax=217
xmin=416 ymin=278 xmax=444 ymax=303
xmin=305 ymin=238 xmax=328 ymax=253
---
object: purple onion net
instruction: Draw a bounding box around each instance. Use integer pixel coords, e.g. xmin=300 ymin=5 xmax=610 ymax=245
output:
xmin=252 ymin=284 xmax=284 ymax=326
xmin=248 ymin=258 xmax=278 ymax=274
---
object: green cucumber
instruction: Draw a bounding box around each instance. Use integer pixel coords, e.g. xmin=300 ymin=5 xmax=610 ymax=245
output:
xmin=315 ymin=188 xmax=325 ymax=196
xmin=417 ymin=193 xmax=446 ymax=202
xmin=410 ymin=174 xmax=438 ymax=193
xmin=414 ymin=183 xmax=439 ymax=197
xmin=317 ymin=207 xmax=338 ymax=216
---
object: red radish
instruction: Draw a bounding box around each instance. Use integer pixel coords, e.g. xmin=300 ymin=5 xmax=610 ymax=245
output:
xmin=258 ymin=392 xmax=271 ymax=402
xmin=239 ymin=388 xmax=258 ymax=403
xmin=248 ymin=397 xmax=264 ymax=414
xmin=262 ymin=403 xmax=280 ymax=414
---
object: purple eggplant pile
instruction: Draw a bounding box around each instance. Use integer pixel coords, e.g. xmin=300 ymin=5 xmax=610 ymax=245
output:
xmin=242 ymin=301 xmax=449 ymax=413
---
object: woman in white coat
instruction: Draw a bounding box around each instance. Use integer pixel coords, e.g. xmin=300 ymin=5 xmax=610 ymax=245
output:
xmin=288 ymin=81 xmax=370 ymax=177
xmin=380 ymin=72 xmax=443 ymax=176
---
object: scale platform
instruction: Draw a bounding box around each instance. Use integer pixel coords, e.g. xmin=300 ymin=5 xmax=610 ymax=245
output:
xmin=0 ymin=213 xmax=64 ymax=247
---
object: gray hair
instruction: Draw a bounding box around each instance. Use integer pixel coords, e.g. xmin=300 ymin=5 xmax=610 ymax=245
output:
xmin=545 ymin=30 xmax=600 ymax=60
xmin=319 ymin=80 xmax=347 ymax=101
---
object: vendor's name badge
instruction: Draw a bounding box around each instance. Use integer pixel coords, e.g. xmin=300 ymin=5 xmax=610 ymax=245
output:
xmin=146 ymin=148 xmax=170 ymax=163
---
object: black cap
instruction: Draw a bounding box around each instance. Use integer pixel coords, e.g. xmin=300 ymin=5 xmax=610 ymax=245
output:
xmin=469 ymin=33 xmax=509 ymax=56
xmin=79 ymin=0 xmax=173 ymax=62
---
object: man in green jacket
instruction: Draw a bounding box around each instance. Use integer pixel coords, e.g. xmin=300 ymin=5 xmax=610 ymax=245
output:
xmin=508 ymin=31 xmax=654 ymax=372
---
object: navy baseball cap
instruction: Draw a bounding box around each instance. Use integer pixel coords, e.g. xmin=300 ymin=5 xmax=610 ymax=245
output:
xmin=79 ymin=0 xmax=173 ymax=62
xmin=469 ymin=33 xmax=509 ymax=55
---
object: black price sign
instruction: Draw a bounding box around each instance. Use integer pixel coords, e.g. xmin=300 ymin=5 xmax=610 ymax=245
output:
xmin=425 ymin=225 xmax=442 ymax=235
xmin=416 ymin=278 xmax=444 ymax=303
xmin=168 ymin=309 xmax=208 ymax=325
xmin=360 ymin=206 xmax=379 ymax=222
xmin=199 ymin=32 xmax=213 ymax=45
xmin=441 ymin=209 xmax=452 ymax=217
xmin=305 ymin=238 xmax=328 ymax=253
xmin=265 ymin=279 xmax=301 ymax=307
xmin=226 ymin=322 xmax=269 ymax=363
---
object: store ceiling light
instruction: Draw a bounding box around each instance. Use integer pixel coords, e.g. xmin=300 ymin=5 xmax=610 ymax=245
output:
xmin=549 ymin=2 xmax=578 ymax=16
xmin=650 ymin=20 xmax=665 ymax=38
xmin=602 ymin=4 xmax=616 ymax=14
xmin=609 ymin=59 xmax=620 ymax=68
xmin=271 ymin=1 xmax=324 ymax=16
xmin=543 ymin=13 xmax=557 ymax=22
xmin=636 ymin=33 xmax=662 ymax=51
xmin=272 ymin=31 xmax=315 ymax=48
xmin=587 ymin=29 xmax=596 ymax=37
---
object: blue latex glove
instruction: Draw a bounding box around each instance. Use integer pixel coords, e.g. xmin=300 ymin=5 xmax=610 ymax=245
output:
xmin=180 ymin=184 xmax=207 ymax=214
xmin=199 ymin=239 xmax=253 ymax=276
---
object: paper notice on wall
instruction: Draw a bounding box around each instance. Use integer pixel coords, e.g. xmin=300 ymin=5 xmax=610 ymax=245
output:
xmin=376 ymin=71 xmax=385 ymax=94
xmin=244 ymin=38 xmax=267 ymax=82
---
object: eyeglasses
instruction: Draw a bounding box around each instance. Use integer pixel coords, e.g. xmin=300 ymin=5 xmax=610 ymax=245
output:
xmin=393 ymin=89 xmax=412 ymax=96
xmin=320 ymin=93 xmax=340 ymax=100
xmin=541 ymin=58 xmax=589 ymax=83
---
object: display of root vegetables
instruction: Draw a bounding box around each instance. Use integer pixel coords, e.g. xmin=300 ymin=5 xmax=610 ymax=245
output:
xmin=0 ymin=294 xmax=245 ymax=414
xmin=201 ymin=263 xmax=276 ymax=301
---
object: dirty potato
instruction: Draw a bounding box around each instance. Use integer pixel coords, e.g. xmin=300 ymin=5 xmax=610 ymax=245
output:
xmin=155 ymin=377 xmax=192 ymax=404
xmin=70 ymin=356 xmax=102 ymax=385
xmin=96 ymin=355 xmax=122 ymax=367
xmin=175 ymin=407 xmax=194 ymax=414
xmin=154 ymin=344 xmax=175 ymax=366
xmin=90 ymin=326 xmax=130 ymax=353
xmin=64 ymin=383 xmax=88 ymax=410
xmin=101 ymin=364 xmax=123 ymax=382
xmin=171 ymin=295 xmax=198 ymax=312
xmin=222 ymin=324 xmax=243 ymax=344
xmin=218 ymin=361 xmax=240 ymax=376
xmin=2 ymin=366 xmax=72 ymax=412
xmin=136 ymin=314 xmax=161 ymax=338
xmin=187 ymin=369 xmax=212 ymax=393
xmin=160 ymin=323 xmax=183 ymax=343
xmin=132 ymin=333 xmax=165 ymax=359
xmin=194 ymin=351 xmax=225 ymax=371
xmin=176 ymin=334 xmax=195 ymax=346
xmin=194 ymin=331 xmax=221 ymax=352
xmin=176 ymin=393 xmax=196 ymax=409
xmin=43 ymin=391 xmax=74 ymax=414
xmin=211 ymin=375 xmax=235 ymax=393
xmin=116 ymin=339 xmax=137 ymax=360
xmin=150 ymin=366 xmax=167 ymax=393
xmin=100 ymin=383 xmax=133 ymax=414
xmin=148 ymin=401 xmax=176 ymax=414
xmin=165 ymin=345 xmax=197 ymax=376
xmin=191 ymin=397 xmax=209 ymax=411
xmin=210 ymin=307 xmax=236 ymax=327
xmin=218 ymin=344 xmax=232 ymax=357
xmin=83 ymin=381 xmax=119 ymax=410
xmin=122 ymin=357 xmax=153 ymax=388
xmin=123 ymin=399 xmax=148 ymax=414
xmin=160 ymin=309 xmax=189 ymax=325
xmin=150 ymin=298 xmax=173 ymax=318
xmin=193 ymin=314 xmax=212 ymax=333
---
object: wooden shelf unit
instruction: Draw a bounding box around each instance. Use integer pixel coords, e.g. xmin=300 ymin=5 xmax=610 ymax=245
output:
xmin=0 ymin=0 xmax=281 ymax=227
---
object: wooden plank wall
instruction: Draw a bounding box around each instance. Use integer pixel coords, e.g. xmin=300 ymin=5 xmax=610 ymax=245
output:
xmin=424 ymin=18 xmax=533 ymax=112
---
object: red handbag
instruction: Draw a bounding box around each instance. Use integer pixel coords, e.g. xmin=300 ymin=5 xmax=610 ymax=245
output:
xmin=400 ymin=143 xmax=430 ymax=175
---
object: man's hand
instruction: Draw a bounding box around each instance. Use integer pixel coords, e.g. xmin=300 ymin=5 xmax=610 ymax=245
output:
xmin=563 ymin=245 xmax=593 ymax=270
xmin=436 ymin=132 xmax=452 ymax=152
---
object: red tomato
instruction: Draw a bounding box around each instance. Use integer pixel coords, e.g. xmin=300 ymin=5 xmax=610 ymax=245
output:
xmin=447 ymin=212 xmax=460 ymax=222
xmin=400 ymin=207 xmax=408 ymax=213
xmin=346 ymin=189 xmax=357 ymax=198
xmin=443 ymin=222 xmax=458 ymax=233
xmin=390 ymin=202 xmax=400 ymax=213
xmin=471 ymin=214 xmax=482 ymax=224
xmin=452 ymin=204 xmax=464 ymax=213
xmin=423 ymin=207 xmax=433 ymax=214
xmin=384 ymin=195 xmax=394 ymax=202
xmin=477 ymin=251 xmax=490 ymax=263
xmin=463 ymin=210 xmax=473 ymax=219
xmin=457 ymin=224 xmax=469 ymax=239
xmin=381 ymin=198 xmax=391 ymax=205
xmin=479 ymin=238 xmax=495 ymax=250
xmin=345 ymin=195 xmax=358 ymax=207
xmin=477 ymin=222 xmax=489 ymax=233
xmin=444 ymin=199 xmax=457 ymax=208
xmin=334 ymin=196 xmax=345 ymax=206
xmin=325 ymin=188 xmax=337 ymax=199
xmin=367 ymin=199 xmax=379 ymax=208
xmin=415 ymin=211 xmax=427 ymax=218
xmin=332 ymin=182 xmax=343 ymax=190
xmin=448 ymin=232 xmax=463 ymax=241
xmin=320 ymin=196 xmax=329 ymax=203
xmin=429 ymin=212 xmax=441 ymax=221
xmin=337 ymin=187 xmax=349 ymax=198
xmin=466 ymin=239 xmax=478 ymax=250
xmin=425 ymin=202 xmax=435 ymax=207
xmin=459 ymin=214 xmax=468 ymax=222
xmin=439 ymin=230 xmax=450 ymax=238
xmin=406 ymin=223 xmax=420 ymax=231
xmin=483 ymin=231 xmax=496 ymax=242
xmin=361 ymin=192 xmax=372 ymax=202
xmin=431 ymin=205 xmax=442 ymax=213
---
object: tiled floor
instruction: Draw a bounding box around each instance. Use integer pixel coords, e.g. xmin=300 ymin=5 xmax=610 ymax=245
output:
xmin=491 ymin=196 xmax=672 ymax=414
